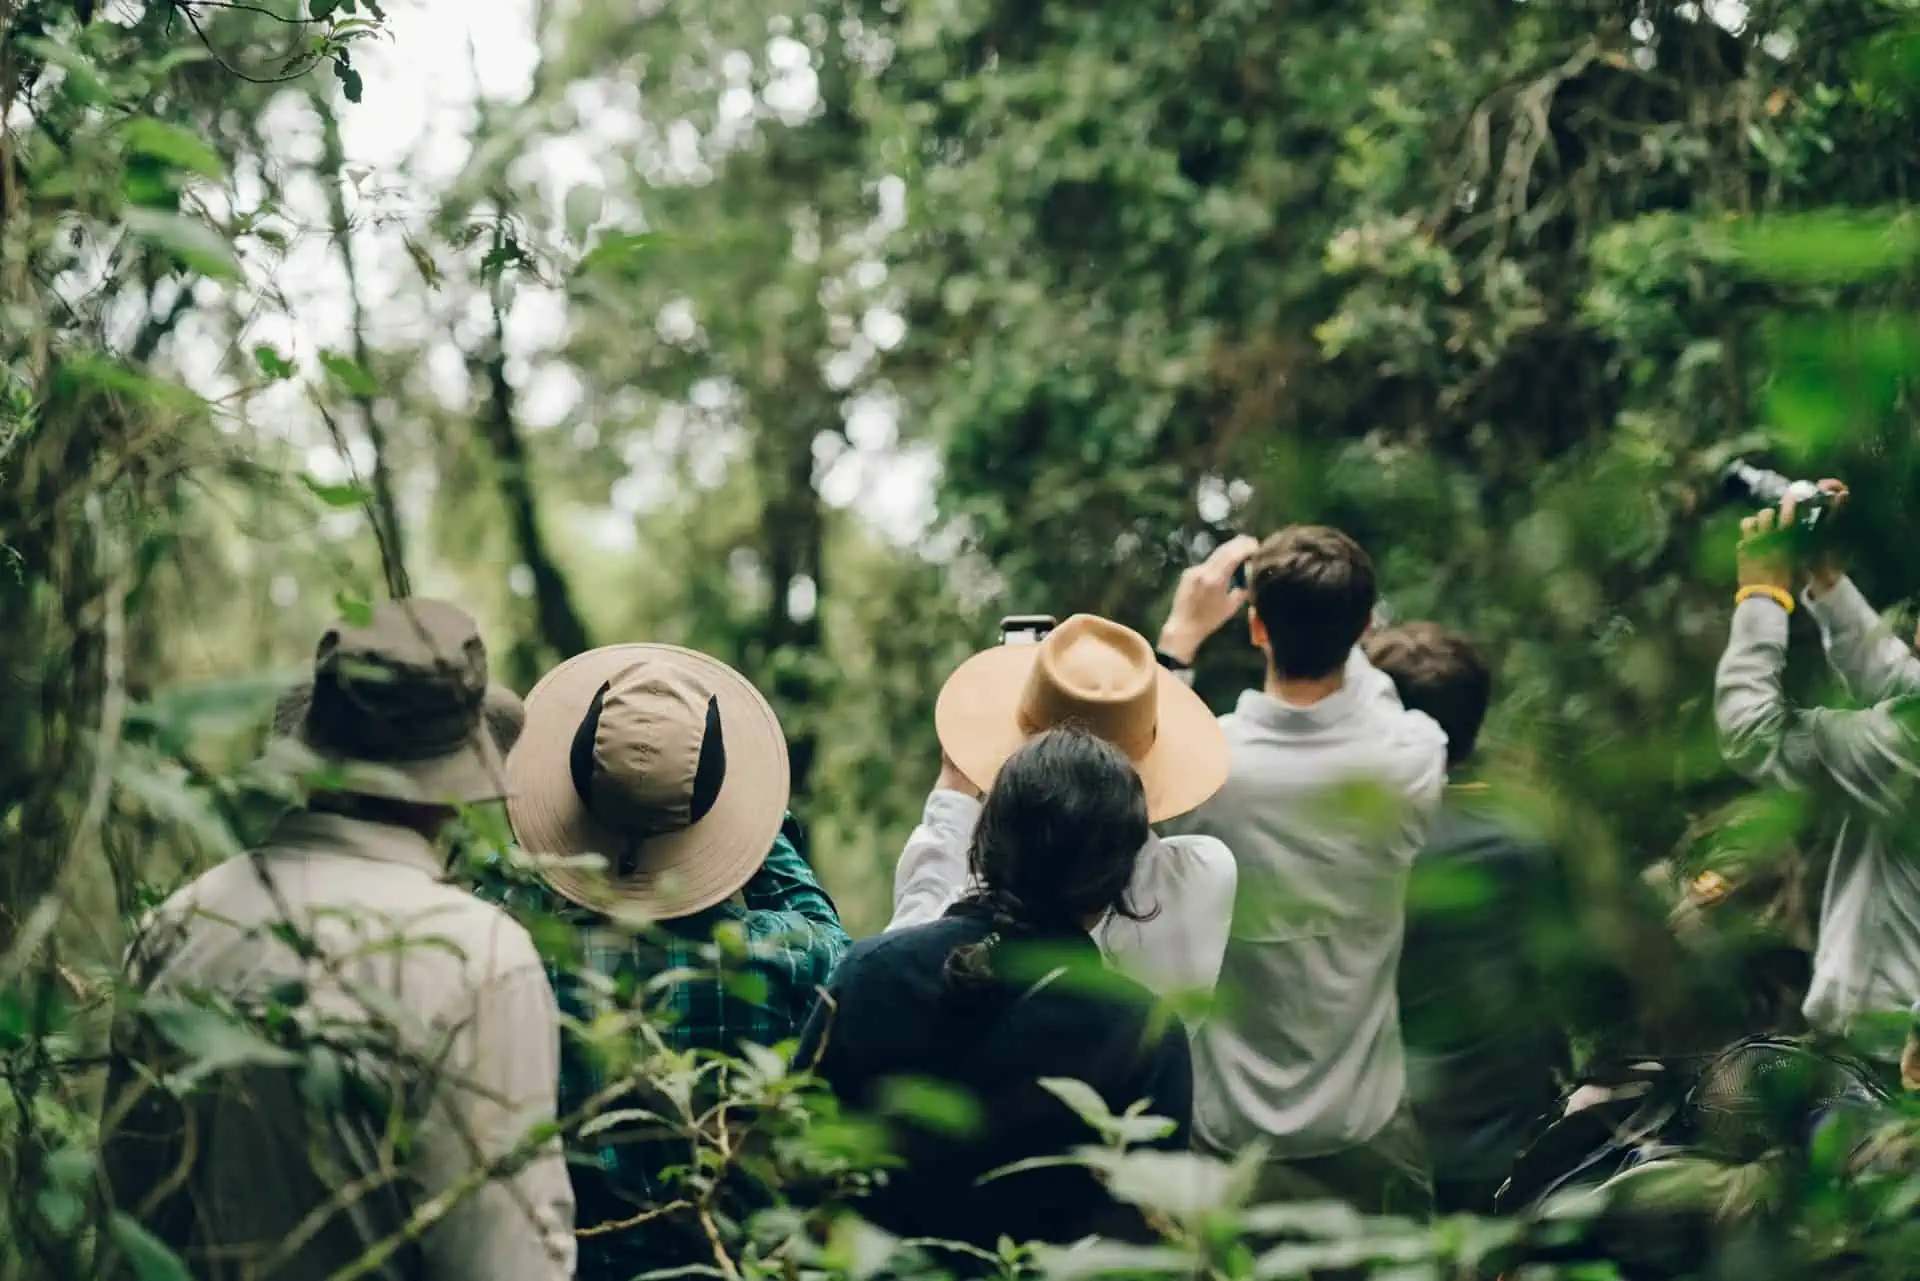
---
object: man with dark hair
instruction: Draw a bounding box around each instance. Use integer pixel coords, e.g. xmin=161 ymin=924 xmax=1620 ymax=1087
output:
xmin=1156 ymin=529 xmax=1447 ymax=1217
xmin=1245 ymin=526 xmax=1380 ymax=682
xmin=1365 ymin=622 xmax=1570 ymax=1214
xmin=1362 ymin=624 xmax=1491 ymax=767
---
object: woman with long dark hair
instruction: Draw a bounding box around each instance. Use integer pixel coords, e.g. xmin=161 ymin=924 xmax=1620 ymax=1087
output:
xmin=795 ymin=728 xmax=1193 ymax=1256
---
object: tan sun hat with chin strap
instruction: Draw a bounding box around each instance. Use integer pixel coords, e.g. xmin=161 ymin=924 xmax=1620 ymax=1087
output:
xmin=935 ymin=613 xmax=1230 ymax=823
xmin=504 ymin=643 xmax=790 ymax=924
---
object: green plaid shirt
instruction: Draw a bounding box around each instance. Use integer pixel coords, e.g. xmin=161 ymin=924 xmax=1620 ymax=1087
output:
xmin=472 ymin=816 xmax=847 ymax=1280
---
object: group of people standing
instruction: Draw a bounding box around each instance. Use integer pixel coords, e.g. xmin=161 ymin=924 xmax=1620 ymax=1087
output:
xmin=92 ymin=521 xmax=1699 ymax=1278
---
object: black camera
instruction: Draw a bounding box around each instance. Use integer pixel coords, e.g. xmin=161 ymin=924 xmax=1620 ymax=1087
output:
xmin=998 ymin=615 xmax=1057 ymax=646
xmin=1721 ymin=459 xmax=1839 ymax=535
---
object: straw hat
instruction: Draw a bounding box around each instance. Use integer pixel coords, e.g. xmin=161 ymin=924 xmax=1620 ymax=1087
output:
xmin=935 ymin=614 xmax=1230 ymax=823
xmin=505 ymin=643 xmax=790 ymax=923
xmin=258 ymin=599 xmax=510 ymax=806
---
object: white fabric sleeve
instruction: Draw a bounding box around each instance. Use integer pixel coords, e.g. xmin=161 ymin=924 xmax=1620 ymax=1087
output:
xmin=1096 ymin=834 xmax=1237 ymax=1007
xmin=887 ymin=789 xmax=984 ymax=931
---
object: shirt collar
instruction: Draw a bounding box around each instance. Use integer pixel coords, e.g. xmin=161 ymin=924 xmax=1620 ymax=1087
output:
xmin=1232 ymin=680 xmax=1359 ymax=732
xmin=267 ymin=808 xmax=447 ymax=880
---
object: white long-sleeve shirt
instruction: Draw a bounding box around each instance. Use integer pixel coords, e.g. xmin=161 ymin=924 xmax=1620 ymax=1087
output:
xmin=888 ymin=789 xmax=1238 ymax=1006
xmin=1716 ymin=576 xmax=1920 ymax=1059
xmin=1167 ymin=648 xmax=1448 ymax=1158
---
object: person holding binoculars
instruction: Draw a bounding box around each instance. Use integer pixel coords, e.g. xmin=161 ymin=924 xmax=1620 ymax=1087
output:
xmin=1717 ymin=473 xmax=1920 ymax=1071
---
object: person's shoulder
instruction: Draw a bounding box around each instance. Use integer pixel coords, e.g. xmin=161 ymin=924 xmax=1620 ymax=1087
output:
xmin=1427 ymin=796 xmax=1553 ymax=870
xmin=390 ymin=872 xmax=549 ymax=983
xmin=1150 ymin=832 xmax=1236 ymax=876
xmin=839 ymin=915 xmax=978 ymax=976
xmin=1363 ymin=698 xmax=1447 ymax=748
xmin=1356 ymin=701 xmax=1448 ymax=780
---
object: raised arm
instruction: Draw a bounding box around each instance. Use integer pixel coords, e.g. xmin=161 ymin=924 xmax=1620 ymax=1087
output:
xmin=1716 ymin=595 xmax=1914 ymax=813
xmin=734 ymin=822 xmax=851 ymax=987
xmin=1805 ymin=575 xmax=1920 ymax=705
xmin=889 ymin=788 xmax=984 ymax=931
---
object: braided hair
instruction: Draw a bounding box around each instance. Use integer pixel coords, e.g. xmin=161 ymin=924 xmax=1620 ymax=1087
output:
xmin=945 ymin=728 xmax=1156 ymax=989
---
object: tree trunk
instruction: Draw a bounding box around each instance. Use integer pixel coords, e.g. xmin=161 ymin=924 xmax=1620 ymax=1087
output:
xmin=471 ymin=300 xmax=591 ymax=687
xmin=752 ymin=396 xmax=828 ymax=802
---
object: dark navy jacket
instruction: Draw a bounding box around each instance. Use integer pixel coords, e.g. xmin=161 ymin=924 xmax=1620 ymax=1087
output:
xmin=795 ymin=906 xmax=1192 ymax=1256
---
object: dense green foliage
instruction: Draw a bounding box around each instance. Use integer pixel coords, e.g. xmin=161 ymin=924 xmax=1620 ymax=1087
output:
xmin=8 ymin=0 xmax=1920 ymax=1276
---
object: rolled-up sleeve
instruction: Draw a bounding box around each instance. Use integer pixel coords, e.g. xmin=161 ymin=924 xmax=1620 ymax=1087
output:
xmin=419 ymin=960 xmax=576 ymax=1281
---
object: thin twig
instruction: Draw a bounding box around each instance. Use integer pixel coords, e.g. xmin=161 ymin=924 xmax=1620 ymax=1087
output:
xmin=577 ymin=1198 xmax=694 ymax=1237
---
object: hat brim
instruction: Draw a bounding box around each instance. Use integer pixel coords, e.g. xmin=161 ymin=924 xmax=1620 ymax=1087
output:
xmin=934 ymin=646 xmax=1231 ymax=824
xmin=258 ymin=725 xmax=510 ymax=807
xmin=505 ymin=643 xmax=790 ymax=923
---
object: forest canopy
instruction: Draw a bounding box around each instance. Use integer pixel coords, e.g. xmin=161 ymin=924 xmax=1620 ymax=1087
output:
xmin=5 ymin=0 xmax=1920 ymax=1276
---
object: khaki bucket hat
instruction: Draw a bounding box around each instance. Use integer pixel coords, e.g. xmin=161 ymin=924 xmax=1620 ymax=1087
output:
xmin=936 ymin=614 xmax=1230 ymax=823
xmin=273 ymin=679 xmax=527 ymax=757
xmin=258 ymin=599 xmax=509 ymax=805
xmin=505 ymin=643 xmax=790 ymax=923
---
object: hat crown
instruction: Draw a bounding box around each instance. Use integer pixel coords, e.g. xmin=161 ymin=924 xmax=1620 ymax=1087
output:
xmin=1017 ymin=615 xmax=1158 ymax=759
xmin=587 ymin=661 xmax=719 ymax=837
xmin=306 ymin=598 xmax=489 ymax=763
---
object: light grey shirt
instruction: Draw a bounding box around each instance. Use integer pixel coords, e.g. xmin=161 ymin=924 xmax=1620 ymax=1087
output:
xmin=102 ymin=810 xmax=576 ymax=1281
xmin=1170 ymin=650 xmax=1449 ymax=1157
xmin=1715 ymin=577 xmax=1920 ymax=1060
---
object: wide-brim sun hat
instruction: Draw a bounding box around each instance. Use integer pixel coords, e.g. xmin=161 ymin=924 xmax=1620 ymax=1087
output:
xmin=258 ymin=598 xmax=511 ymax=807
xmin=506 ymin=642 xmax=790 ymax=923
xmin=935 ymin=614 xmax=1230 ymax=823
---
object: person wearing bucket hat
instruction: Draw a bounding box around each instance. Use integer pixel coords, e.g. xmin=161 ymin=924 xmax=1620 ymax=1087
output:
xmin=1151 ymin=526 xmax=1449 ymax=1219
xmin=474 ymin=641 xmax=848 ymax=1281
xmin=887 ymin=614 xmax=1239 ymax=1009
xmin=100 ymin=599 xmax=576 ymax=1281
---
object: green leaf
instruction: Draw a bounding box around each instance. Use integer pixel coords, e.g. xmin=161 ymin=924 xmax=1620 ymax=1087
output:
xmin=45 ymin=1145 xmax=93 ymax=1188
xmin=113 ymin=752 xmax=242 ymax=862
xmin=309 ymin=0 xmax=341 ymax=17
xmin=120 ymin=118 xmax=227 ymax=181
xmin=255 ymin=346 xmax=296 ymax=380
xmin=144 ymin=998 xmax=300 ymax=1084
xmin=1030 ymin=1240 xmax=1197 ymax=1280
xmin=579 ymin=1106 xmax=662 ymax=1139
xmin=334 ymin=58 xmax=364 ymax=103
xmin=1719 ymin=213 xmax=1920 ymax=284
xmin=575 ymin=231 xmax=657 ymax=279
xmin=53 ymin=355 xmax=203 ymax=412
xmin=737 ymin=1040 xmax=788 ymax=1084
xmin=1094 ymin=1148 xmax=1231 ymax=1218
xmin=302 ymin=474 xmax=369 ymax=508
xmin=130 ymin=672 xmax=297 ymax=749
xmin=1037 ymin=1077 xmax=1115 ymax=1131
xmin=109 ymin=1213 xmax=195 ymax=1281
xmin=318 ymin=350 xmax=378 ymax=398
xmin=15 ymin=38 xmax=107 ymax=103
xmin=123 ymin=208 xmax=241 ymax=281
xmin=38 ymin=1188 xmax=84 ymax=1235
xmin=334 ymin=590 xmax=373 ymax=627
xmin=877 ymin=1076 xmax=982 ymax=1136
